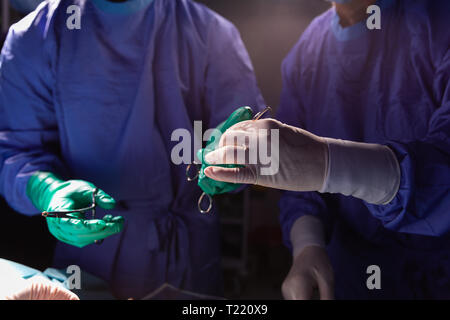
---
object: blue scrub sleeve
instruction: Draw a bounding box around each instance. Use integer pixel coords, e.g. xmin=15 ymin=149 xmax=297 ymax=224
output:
xmin=203 ymin=15 xmax=265 ymax=129
xmin=0 ymin=6 xmax=67 ymax=215
xmin=277 ymin=57 xmax=334 ymax=251
xmin=366 ymin=50 xmax=450 ymax=236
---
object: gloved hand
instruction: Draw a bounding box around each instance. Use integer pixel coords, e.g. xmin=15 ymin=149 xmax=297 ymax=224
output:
xmin=204 ymin=118 xmax=400 ymax=205
xmin=196 ymin=106 xmax=254 ymax=198
xmin=26 ymin=171 xmax=124 ymax=248
xmin=204 ymin=118 xmax=328 ymax=191
xmin=282 ymin=245 xmax=334 ymax=300
xmin=1 ymin=275 xmax=79 ymax=300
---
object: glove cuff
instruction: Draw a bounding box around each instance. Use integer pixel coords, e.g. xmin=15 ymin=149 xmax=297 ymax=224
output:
xmin=319 ymin=138 xmax=401 ymax=205
xmin=290 ymin=215 xmax=326 ymax=259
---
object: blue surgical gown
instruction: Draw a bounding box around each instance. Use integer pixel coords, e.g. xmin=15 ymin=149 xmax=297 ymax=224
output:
xmin=0 ymin=0 xmax=264 ymax=298
xmin=278 ymin=0 xmax=450 ymax=299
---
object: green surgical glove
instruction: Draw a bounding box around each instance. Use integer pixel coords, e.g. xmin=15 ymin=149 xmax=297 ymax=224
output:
xmin=197 ymin=106 xmax=254 ymax=196
xmin=26 ymin=172 xmax=124 ymax=248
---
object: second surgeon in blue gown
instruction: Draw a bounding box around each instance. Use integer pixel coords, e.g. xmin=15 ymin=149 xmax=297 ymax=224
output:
xmin=0 ymin=0 xmax=264 ymax=298
xmin=203 ymin=0 xmax=450 ymax=299
xmin=277 ymin=0 xmax=450 ymax=299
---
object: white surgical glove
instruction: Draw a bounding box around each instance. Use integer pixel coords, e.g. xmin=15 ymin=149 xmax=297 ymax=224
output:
xmin=204 ymin=118 xmax=400 ymax=205
xmin=320 ymin=138 xmax=400 ymax=205
xmin=282 ymin=215 xmax=334 ymax=300
xmin=204 ymin=119 xmax=328 ymax=191
xmin=0 ymin=275 xmax=79 ymax=300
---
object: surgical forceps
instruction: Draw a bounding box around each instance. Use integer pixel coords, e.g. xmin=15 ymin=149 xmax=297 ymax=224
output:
xmin=187 ymin=106 xmax=273 ymax=214
xmin=41 ymin=188 xmax=99 ymax=220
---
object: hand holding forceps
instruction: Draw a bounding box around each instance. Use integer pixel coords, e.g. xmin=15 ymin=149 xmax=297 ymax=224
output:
xmin=27 ymin=171 xmax=125 ymax=248
xmin=186 ymin=106 xmax=272 ymax=213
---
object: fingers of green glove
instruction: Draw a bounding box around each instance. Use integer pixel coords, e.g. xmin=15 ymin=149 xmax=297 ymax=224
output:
xmin=111 ymin=216 xmax=124 ymax=223
xmin=62 ymin=218 xmax=106 ymax=234
xmin=59 ymin=181 xmax=113 ymax=210
xmin=94 ymin=189 xmax=116 ymax=210
xmin=47 ymin=217 xmax=102 ymax=246
xmin=55 ymin=216 xmax=123 ymax=234
xmin=104 ymin=216 xmax=124 ymax=234
xmin=101 ymin=215 xmax=123 ymax=224
xmin=46 ymin=218 xmax=80 ymax=246
xmin=47 ymin=220 xmax=102 ymax=248
xmin=102 ymin=214 xmax=113 ymax=222
xmin=70 ymin=219 xmax=123 ymax=246
xmin=54 ymin=217 xmax=123 ymax=245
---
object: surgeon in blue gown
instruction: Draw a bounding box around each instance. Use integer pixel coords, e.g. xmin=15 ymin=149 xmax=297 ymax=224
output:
xmin=277 ymin=0 xmax=450 ymax=299
xmin=0 ymin=0 xmax=264 ymax=298
xmin=204 ymin=0 xmax=450 ymax=299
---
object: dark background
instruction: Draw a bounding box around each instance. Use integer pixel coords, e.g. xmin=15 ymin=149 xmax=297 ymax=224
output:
xmin=0 ymin=0 xmax=330 ymax=299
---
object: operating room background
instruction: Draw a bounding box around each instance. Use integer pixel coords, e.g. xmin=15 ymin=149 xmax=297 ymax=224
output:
xmin=0 ymin=0 xmax=330 ymax=299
